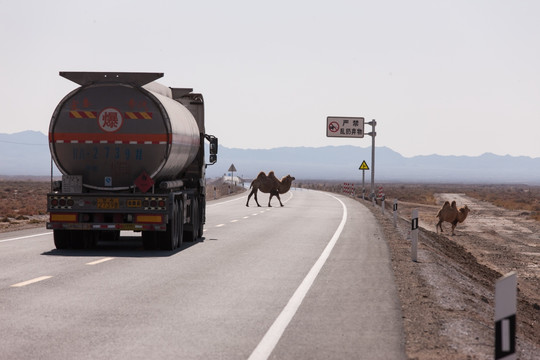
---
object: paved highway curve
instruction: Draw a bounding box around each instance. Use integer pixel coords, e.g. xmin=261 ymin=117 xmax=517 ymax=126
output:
xmin=0 ymin=189 xmax=405 ymax=359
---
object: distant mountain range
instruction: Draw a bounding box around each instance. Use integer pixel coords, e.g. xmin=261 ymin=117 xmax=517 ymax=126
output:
xmin=2 ymin=131 xmax=539 ymax=184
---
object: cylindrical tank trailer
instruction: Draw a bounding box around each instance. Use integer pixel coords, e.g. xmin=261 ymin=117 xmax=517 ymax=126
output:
xmin=49 ymin=72 xmax=201 ymax=190
xmin=46 ymin=72 xmax=218 ymax=251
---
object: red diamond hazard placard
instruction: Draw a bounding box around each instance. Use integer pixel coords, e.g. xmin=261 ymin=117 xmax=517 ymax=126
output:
xmin=134 ymin=171 xmax=154 ymax=193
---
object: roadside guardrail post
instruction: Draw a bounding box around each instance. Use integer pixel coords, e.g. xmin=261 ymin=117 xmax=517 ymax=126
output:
xmin=393 ymin=199 xmax=398 ymax=227
xmin=495 ymin=272 xmax=517 ymax=360
xmin=411 ymin=209 xmax=418 ymax=262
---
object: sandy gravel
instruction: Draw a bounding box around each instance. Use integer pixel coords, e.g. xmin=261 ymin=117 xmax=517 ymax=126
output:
xmin=367 ymin=193 xmax=540 ymax=359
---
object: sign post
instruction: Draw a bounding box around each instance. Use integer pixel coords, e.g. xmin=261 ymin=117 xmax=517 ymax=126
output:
xmin=367 ymin=120 xmax=376 ymax=200
xmin=359 ymin=161 xmax=369 ymax=200
xmin=411 ymin=209 xmax=419 ymax=262
xmin=327 ymin=117 xmax=374 ymax=197
xmin=495 ymin=272 xmax=517 ymax=360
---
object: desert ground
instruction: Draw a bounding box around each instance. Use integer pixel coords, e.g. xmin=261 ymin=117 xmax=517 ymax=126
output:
xmin=2 ymin=179 xmax=539 ymax=359
xmin=366 ymin=186 xmax=540 ymax=359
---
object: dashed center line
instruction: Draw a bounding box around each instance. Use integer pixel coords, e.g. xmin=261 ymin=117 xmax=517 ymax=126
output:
xmin=11 ymin=276 xmax=53 ymax=288
xmin=212 ymin=204 xmax=277 ymax=228
xmin=86 ymin=257 xmax=115 ymax=266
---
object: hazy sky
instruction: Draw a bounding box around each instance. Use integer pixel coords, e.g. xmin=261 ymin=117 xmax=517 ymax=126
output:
xmin=2 ymin=0 xmax=539 ymax=158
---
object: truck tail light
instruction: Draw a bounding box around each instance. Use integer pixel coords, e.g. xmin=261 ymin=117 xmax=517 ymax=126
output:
xmin=135 ymin=214 xmax=163 ymax=224
xmin=50 ymin=213 xmax=78 ymax=222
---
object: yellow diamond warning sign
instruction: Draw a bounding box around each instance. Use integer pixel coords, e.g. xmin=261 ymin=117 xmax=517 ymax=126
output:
xmin=359 ymin=161 xmax=369 ymax=170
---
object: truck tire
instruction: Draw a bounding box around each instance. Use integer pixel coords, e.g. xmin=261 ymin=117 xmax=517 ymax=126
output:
xmin=197 ymin=198 xmax=204 ymax=239
xmin=142 ymin=231 xmax=158 ymax=250
xmin=184 ymin=197 xmax=199 ymax=242
xmin=71 ymin=232 xmax=85 ymax=249
xmin=177 ymin=198 xmax=184 ymax=248
xmin=54 ymin=229 xmax=70 ymax=249
xmin=82 ymin=230 xmax=97 ymax=249
xmin=158 ymin=198 xmax=180 ymax=250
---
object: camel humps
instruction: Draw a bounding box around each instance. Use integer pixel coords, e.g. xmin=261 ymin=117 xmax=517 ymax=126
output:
xmin=246 ymin=171 xmax=295 ymax=207
xmin=436 ymin=200 xmax=470 ymax=235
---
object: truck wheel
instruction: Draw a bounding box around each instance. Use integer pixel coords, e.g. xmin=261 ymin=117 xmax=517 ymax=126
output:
xmin=184 ymin=197 xmax=199 ymax=242
xmin=158 ymin=198 xmax=179 ymax=250
xmin=53 ymin=229 xmax=70 ymax=249
xmin=71 ymin=231 xmax=86 ymax=249
xmin=197 ymin=198 xmax=204 ymax=238
xmin=82 ymin=231 xmax=97 ymax=249
xmin=142 ymin=231 xmax=157 ymax=250
xmin=177 ymin=199 xmax=184 ymax=248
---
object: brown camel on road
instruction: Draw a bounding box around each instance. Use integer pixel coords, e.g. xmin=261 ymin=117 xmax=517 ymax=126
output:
xmin=436 ymin=200 xmax=471 ymax=235
xmin=246 ymin=171 xmax=295 ymax=207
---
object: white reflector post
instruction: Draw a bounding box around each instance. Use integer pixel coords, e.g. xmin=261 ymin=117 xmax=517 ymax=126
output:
xmin=495 ymin=272 xmax=517 ymax=360
xmin=411 ymin=209 xmax=418 ymax=262
xmin=393 ymin=199 xmax=398 ymax=227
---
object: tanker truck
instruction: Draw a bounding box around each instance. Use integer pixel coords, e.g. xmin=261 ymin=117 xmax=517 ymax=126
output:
xmin=46 ymin=72 xmax=218 ymax=250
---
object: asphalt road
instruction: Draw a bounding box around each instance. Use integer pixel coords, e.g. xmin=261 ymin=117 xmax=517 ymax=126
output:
xmin=0 ymin=189 xmax=405 ymax=360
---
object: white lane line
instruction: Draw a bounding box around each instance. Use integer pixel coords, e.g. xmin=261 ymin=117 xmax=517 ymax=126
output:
xmin=0 ymin=232 xmax=51 ymax=243
xmin=248 ymin=193 xmax=347 ymax=360
xmin=207 ymin=196 xmax=245 ymax=207
xmin=86 ymin=257 xmax=115 ymax=266
xmin=216 ymin=224 xmax=225 ymax=227
xmin=11 ymin=276 xmax=53 ymax=288
xmin=243 ymin=216 xmax=250 ymax=219
xmin=230 ymin=220 xmax=239 ymax=223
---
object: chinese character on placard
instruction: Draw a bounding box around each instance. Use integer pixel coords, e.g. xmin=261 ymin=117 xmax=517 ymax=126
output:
xmin=102 ymin=112 xmax=118 ymax=128
xmin=98 ymin=108 xmax=123 ymax=132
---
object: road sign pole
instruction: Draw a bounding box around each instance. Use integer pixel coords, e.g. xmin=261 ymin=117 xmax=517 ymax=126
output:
xmin=359 ymin=161 xmax=369 ymax=201
xmin=362 ymin=170 xmax=365 ymax=200
xmin=367 ymin=120 xmax=376 ymax=200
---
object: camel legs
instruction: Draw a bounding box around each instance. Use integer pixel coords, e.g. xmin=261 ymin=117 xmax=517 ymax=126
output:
xmin=268 ymin=191 xmax=284 ymax=207
xmin=451 ymin=220 xmax=458 ymax=235
xmin=436 ymin=220 xmax=443 ymax=233
xmin=246 ymin=188 xmax=261 ymax=207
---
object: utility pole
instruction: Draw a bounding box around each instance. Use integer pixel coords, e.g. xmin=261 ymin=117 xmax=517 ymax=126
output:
xmin=367 ymin=120 xmax=376 ymax=199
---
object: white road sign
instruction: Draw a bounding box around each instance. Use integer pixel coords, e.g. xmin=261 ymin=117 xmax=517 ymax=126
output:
xmin=326 ymin=116 xmax=364 ymax=138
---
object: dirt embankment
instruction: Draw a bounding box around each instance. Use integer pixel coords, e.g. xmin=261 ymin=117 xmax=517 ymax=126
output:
xmin=367 ymin=193 xmax=540 ymax=359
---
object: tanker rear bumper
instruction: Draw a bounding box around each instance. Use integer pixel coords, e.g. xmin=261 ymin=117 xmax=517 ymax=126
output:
xmin=46 ymin=222 xmax=167 ymax=231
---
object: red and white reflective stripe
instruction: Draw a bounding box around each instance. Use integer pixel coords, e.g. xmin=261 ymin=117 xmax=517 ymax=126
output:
xmin=49 ymin=132 xmax=171 ymax=145
xmin=342 ymin=182 xmax=355 ymax=195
